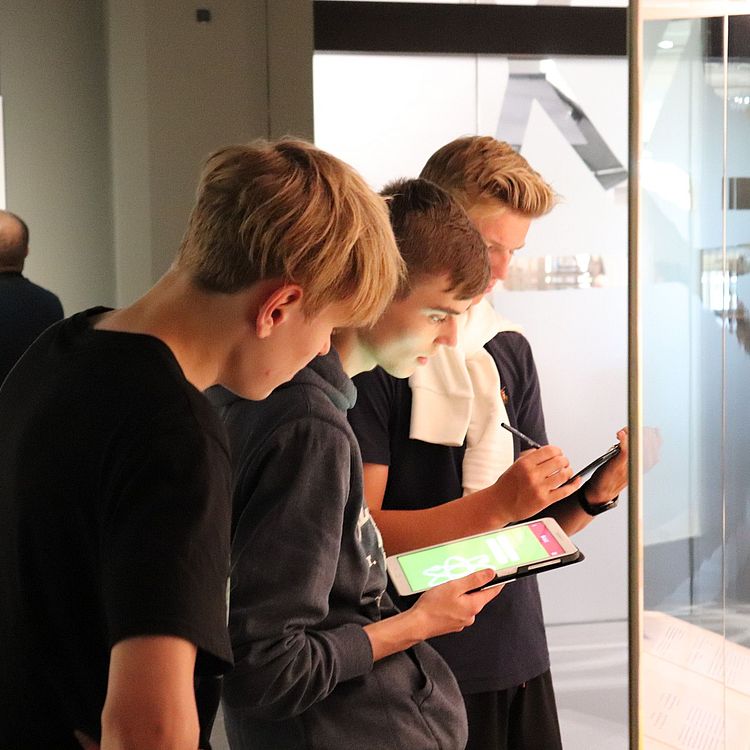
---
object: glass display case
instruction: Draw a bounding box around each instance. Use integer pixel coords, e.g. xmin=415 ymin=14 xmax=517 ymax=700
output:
xmin=631 ymin=4 xmax=750 ymax=747
xmin=315 ymin=45 xmax=630 ymax=748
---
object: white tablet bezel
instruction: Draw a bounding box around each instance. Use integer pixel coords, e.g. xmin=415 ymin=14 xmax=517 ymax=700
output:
xmin=386 ymin=516 xmax=581 ymax=597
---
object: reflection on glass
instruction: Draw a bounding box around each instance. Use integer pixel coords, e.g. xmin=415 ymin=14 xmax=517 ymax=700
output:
xmin=639 ymin=11 xmax=750 ymax=749
xmin=499 ymin=60 xmax=627 ymax=189
xmin=723 ymin=13 xmax=750 ymax=745
xmin=315 ymin=49 xmax=629 ymax=748
xmin=503 ymin=254 xmax=609 ymax=290
xmin=700 ymin=245 xmax=749 ymax=326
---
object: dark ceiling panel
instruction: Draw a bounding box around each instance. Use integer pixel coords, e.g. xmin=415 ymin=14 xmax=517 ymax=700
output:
xmin=314 ymin=1 xmax=627 ymax=57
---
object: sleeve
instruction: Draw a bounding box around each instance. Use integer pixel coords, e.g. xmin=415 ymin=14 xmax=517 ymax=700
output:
xmin=100 ymin=412 xmax=233 ymax=674
xmin=348 ymin=367 xmax=397 ymax=465
xmin=221 ymin=417 xmax=374 ymax=721
xmin=507 ymin=334 xmax=592 ymax=520
xmin=506 ymin=333 xmax=548 ymax=448
xmin=50 ymin=293 xmax=64 ymax=321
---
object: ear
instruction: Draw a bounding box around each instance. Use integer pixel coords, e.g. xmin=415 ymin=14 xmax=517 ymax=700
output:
xmin=255 ymin=283 xmax=304 ymax=339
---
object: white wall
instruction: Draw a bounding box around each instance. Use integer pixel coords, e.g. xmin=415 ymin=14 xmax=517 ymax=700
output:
xmin=107 ymin=0 xmax=314 ymax=303
xmin=107 ymin=0 xmax=268 ymax=300
xmin=0 ymin=0 xmax=314 ymax=310
xmin=0 ymin=0 xmax=114 ymax=314
xmin=315 ymin=52 xmax=630 ymax=623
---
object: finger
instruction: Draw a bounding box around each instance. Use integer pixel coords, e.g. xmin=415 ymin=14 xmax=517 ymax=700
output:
xmin=549 ymin=474 xmax=583 ymax=502
xmin=524 ymin=454 xmax=570 ymax=484
xmin=618 ymin=431 xmax=629 ymax=454
xmin=536 ymin=451 xmax=571 ymax=474
xmin=549 ymin=463 xmax=574 ymax=485
xmin=467 ymin=582 xmax=505 ymax=609
xmin=540 ymin=457 xmax=573 ymax=485
xmin=453 ymin=567 xmax=496 ymax=593
xmin=74 ymin=731 xmax=100 ymax=750
xmin=523 ymin=444 xmax=562 ymax=464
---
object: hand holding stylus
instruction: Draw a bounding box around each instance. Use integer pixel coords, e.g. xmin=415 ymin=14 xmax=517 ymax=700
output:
xmin=490 ymin=435 xmax=582 ymax=522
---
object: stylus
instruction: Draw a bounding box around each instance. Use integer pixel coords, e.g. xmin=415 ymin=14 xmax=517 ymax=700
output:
xmin=500 ymin=422 xmax=542 ymax=450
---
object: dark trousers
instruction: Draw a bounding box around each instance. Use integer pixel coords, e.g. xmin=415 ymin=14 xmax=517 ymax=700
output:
xmin=463 ymin=669 xmax=563 ymax=750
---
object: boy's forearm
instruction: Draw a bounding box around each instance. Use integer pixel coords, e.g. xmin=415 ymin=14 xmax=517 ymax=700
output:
xmin=363 ymin=609 xmax=428 ymax=661
xmin=371 ymin=487 xmax=512 ymax=555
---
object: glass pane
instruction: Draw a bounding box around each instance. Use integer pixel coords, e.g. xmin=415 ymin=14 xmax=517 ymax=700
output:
xmin=724 ymin=7 xmax=750 ymax=725
xmin=314 ymin=52 xmax=480 ymax=189
xmin=638 ymin=12 xmax=750 ymax=748
xmin=315 ymin=50 xmax=628 ymax=748
xmin=640 ymin=16 xmax=724 ymax=618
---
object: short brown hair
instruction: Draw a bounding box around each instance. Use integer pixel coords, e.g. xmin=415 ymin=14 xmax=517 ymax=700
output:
xmin=381 ymin=178 xmax=489 ymax=300
xmin=177 ymin=139 xmax=403 ymax=326
xmin=420 ymin=136 xmax=556 ymax=217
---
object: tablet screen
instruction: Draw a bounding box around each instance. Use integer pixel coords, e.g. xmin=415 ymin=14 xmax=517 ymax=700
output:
xmin=394 ymin=520 xmax=566 ymax=591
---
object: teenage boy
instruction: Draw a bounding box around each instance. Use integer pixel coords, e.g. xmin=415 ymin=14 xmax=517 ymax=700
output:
xmin=350 ymin=136 xmax=629 ymax=750
xmin=209 ymin=178 xmax=565 ymax=750
xmin=0 ymin=139 xmax=401 ymax=750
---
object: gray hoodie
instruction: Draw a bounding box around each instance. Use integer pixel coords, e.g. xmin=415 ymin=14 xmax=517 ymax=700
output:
xmin=208 ymin=350 xmax=466 ymax=750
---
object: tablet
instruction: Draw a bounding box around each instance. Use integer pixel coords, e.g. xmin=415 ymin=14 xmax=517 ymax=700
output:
xmin=386 ymin=517 xmax=583 ymax=597
xmin=563 ymin=443 xmax=621 ymax=485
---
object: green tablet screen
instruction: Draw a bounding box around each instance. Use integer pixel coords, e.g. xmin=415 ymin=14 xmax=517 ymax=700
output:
xmin=396 ymin=520 xmax=565 ymax=591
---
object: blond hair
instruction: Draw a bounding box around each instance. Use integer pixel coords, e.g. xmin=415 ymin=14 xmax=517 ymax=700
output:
xmin=177 ymin=139 xmax=403 ymax=327
xmin=420 ymin=136 xmax=556 ymax=217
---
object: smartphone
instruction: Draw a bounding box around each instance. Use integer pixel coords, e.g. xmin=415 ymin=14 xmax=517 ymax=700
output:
xmin=386 ymin=517 xmax=583 ymax=597
xmin=563 ymin=444 xmax=621 ymax=486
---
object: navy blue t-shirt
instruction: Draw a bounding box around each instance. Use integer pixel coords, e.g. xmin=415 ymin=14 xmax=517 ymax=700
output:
xmin=349 ymin=330 xmax=550 ymax=693
xmin=0 ymin=271 xmax=63 ymax=384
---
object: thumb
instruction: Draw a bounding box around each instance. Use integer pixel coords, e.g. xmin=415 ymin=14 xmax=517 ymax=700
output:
xmin=74 ymin=731 xmax=100 ymax=750
xmin=455 ymin=567 xmax=496 ymax=593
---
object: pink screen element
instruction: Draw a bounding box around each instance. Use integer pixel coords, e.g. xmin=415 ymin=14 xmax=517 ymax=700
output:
xmin=529 ymin=521 xmax=565 ymax=556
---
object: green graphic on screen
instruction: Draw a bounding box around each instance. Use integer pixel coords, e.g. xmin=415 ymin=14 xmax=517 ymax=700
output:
xmin=398 ymin=525 xmax=551 ymax=590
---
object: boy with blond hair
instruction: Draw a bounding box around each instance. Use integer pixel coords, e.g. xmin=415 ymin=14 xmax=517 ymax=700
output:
xmin=209 ymin=178 xmax=526 ymax=750
xmin=350 ymin=137 xmax=628 ymax=749
xmin=0 ymin=139 xmax=401 ymax=750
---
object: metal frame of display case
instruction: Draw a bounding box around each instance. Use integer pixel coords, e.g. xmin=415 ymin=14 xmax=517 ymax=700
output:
xmin=630 ymin=3 xmax=750 ymax=747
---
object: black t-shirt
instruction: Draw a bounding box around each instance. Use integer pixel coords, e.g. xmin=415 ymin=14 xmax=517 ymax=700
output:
xmin=0 ymin=308 xmax=233 ymax=748
xmin=0 ymin=271 xmax=64 ymax=384
xmin=349 ymin=331 xmax=551 ymax=693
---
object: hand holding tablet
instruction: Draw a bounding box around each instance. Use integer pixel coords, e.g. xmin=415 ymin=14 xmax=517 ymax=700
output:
xmin=563 ymin=443 xmax=621 ymax=485
xmin=500 ymin=422 xmax=622 ymax=486
xmin=387 ymin=517 xmax=583 ymax=597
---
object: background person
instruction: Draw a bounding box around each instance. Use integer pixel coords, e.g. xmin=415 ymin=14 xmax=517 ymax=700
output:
xmin=0 ymin=209 xmax=63 ymax=383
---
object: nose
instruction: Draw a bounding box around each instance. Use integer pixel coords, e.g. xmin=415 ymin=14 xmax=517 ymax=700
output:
xmin=436 ymin=317 xmax=458 ymax=348
xmin=490 ymin=249 xmax=511 ymax=281
xmin=490 ymin=251 xmax=511 ymax=282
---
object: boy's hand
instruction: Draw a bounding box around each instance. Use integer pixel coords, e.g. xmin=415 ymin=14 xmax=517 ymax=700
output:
xmin=410 ymin=568 xmax=503 ymax=640
xmin=583 ymin=428 xmax=629 ymax=505
xmin=491 ymin=445 xmax=582 ymax=522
